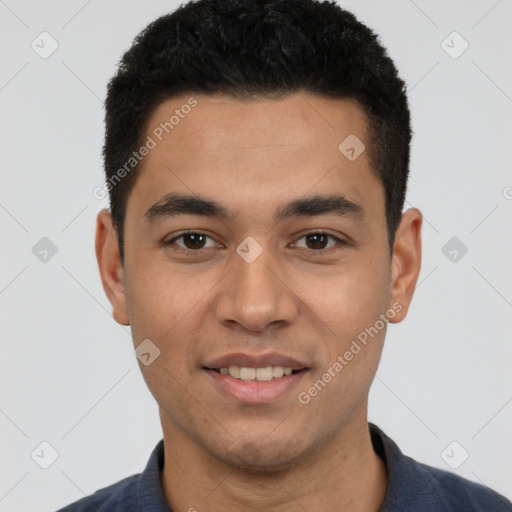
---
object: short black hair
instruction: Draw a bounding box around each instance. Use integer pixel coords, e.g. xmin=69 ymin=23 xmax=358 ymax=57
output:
xmin=103 ymin=0 xmax=411 ymax=264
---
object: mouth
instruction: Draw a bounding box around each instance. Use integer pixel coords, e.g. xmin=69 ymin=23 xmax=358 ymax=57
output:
xmin=206 ymin=365 xmax=305 ymax=381
xmin=202 ymin=352 xmax=309 ymax=404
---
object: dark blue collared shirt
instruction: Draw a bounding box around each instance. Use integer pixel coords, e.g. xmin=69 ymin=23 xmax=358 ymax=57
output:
xmin=56 ymin=423 xmax=512 ymax=511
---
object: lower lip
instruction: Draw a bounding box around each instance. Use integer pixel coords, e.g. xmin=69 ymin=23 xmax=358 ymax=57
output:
xmin=204 ymin=369 xmax=307 ymax=404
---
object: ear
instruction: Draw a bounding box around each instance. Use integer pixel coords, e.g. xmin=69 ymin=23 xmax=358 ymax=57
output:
xmin=388 ymin=207 xmax=423 ymax=323
xmin=95 ymin=209 xmax=130 ymax=326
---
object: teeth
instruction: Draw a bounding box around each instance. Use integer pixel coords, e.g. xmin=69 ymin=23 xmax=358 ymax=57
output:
xmin=218 ymin=365 xmax=295 ymax=381
xmin=272 ymin=366 xmax=284 ymax=378
xmin=229 ymin=365 xmax=240 ymax=378
xmin=240 ymin=367 xmax=256 ymax=380
xmin=256 ymin=367 xmax=273 ymax=381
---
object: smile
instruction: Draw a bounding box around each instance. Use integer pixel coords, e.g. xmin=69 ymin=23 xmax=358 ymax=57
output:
xmin=204 ymin=368 xmax=308 ymax=403
xmin=213 ymin=365 xmax=295 ymax=381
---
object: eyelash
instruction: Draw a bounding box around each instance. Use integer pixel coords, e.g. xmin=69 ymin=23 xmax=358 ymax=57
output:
xmin=164 ymin=230 xmax=348 ymax=253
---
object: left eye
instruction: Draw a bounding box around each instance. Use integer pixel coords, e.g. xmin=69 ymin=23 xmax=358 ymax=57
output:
xmin=165 ymin=232 xmax=344 ymax=252
xmin=293 ymin=232 xmax=344 ymax=251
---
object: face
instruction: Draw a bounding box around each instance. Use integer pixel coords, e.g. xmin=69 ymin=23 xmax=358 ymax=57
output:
xmin=96 ymin=92 xmax=421 ymax=470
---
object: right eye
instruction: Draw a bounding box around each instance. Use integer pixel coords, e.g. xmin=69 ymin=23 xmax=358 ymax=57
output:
xmin=164 ymin=232 xmax=220 ymax=252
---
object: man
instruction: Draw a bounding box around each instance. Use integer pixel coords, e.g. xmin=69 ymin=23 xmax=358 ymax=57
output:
xmin=57 ymin=0 xmax=512 ymax=510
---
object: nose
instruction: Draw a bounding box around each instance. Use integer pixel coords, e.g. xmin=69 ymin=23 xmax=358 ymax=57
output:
xmin=214 ymin=245 xmax=299 ymax=333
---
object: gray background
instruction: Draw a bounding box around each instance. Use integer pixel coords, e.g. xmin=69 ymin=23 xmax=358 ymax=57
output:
xmin=0 ymin=0 xmax=511 ymax=510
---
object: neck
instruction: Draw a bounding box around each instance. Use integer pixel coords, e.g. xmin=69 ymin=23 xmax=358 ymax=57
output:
xmin=159 ymin=410 xmax=388 ymax=511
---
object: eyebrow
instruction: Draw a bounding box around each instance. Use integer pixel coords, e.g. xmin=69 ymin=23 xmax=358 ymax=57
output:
xmin=144 ymin=192 xmax=365 ymax=224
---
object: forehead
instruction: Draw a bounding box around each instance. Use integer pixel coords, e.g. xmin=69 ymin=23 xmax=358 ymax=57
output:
xmin=127 ymin=92 xmax=384 ymax=229
xmin=145 ymin=92 xmax=368 ymax=152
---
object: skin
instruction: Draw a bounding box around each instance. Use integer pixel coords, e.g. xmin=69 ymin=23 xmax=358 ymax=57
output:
xmin=96 ymin=92 xmax=422 ymax=511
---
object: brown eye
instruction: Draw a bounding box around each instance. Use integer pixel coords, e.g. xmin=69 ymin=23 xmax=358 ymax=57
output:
xmin=305 ymin=233 xmax=329 ymax=250
xmin=295 ymin=232 xmax=344 ymax=251
xmin=182 ymin=234 xmax=206 ymax=249
xmin=166 ymin=232 xmax=217 ymax=251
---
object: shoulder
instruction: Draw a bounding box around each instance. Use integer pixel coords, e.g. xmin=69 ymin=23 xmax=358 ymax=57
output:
xmin=386 ymin=454 xmax=512 ymax=511
xmin=54 ymin=439 xmax=167 ymax=512
xmin=55 ymin=473 xmax=140 ymax=512
xmin=369 ymin=423 xmax=512 ymax=512
xmin=417 ymin=461 xmax=512 ymax=512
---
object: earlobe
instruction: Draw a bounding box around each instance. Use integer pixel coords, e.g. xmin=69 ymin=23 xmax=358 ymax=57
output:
xmin=388 ymin=208 xmax=423 ymax=324
xmin=95 ymin=209 xmax=130 ymax=326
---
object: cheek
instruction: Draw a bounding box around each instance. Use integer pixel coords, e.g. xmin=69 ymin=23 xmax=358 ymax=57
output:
xmin=296 ymin=257 xmax=390 ymax=332
xmin=124 ymin=258 xmax=195 ymax=343
xmin=124 ymin=258 xmax=217 ymax=384
xmin=294 ymin=263 xmax=390 ymax=395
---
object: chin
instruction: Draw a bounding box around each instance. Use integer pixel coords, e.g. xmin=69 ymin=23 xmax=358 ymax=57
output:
xmin=210 ymin=436 xmax=313 ymax=472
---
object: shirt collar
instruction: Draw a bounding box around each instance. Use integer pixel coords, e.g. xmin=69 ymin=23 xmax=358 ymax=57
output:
xmin=369 ymin=422 xmax=451 ymax=511
xmin=134 ymin=423 xmax=450 ymax=511
xmin=136 ymin=439 xmax=171 ymax=511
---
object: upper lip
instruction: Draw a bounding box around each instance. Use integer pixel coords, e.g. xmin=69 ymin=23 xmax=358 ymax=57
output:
xmin=204 ymin=352 xmax=309 ymax=371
